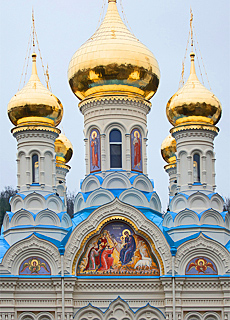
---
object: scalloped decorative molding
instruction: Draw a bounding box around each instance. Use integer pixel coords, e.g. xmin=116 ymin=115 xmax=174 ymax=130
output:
xmin=79 ymin=94 xmax=151 ymax=110
xmin=74 ymin=297 xmax=165 ymax=320
xmin=133 ymin=174 xmax=153 ymax=192
xmin=184 ymin=311 xmax=221 ymax=320
xmin=175 ymin=234 xmax=230 ymax=275
xmin=169 ymin=192 xmax=224 ymax=214
xmin=35 ymin=209 xmax=61 ymax=227
xmin=86 ymin=188 xmax=115 ymax=207
xmin=150 ymin=193 xmax=162 ymax=212
xmin=81 ymin=175 xmax=101 ymax=193
xmin=74 ymin=193 xmax=85 ymax=212
xmin=1 ymin=234 xmax=61 ymax=275
xmin=163 ymin=208 xmax=227 ymax=229
xmin=120 ymin=188 xmax=149 ymax=207
xmin=102 ymin=172 xmax=131 ymax=189
xmin=64 ymin=198 xmax=171 ymax=275
xmin=18 ymin=312 xmax=54 ymax=320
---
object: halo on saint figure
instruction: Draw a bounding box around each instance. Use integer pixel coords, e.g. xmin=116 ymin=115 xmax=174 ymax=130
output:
xmin=134 ymin=130 xmax=140 ymax=138
xmin=91 ymin=130 xmax=97 ymax=139
xmin=31 ymin=259 xmax=38 ymax=266
xmin=122 ymin=229 xmax=131 ymax=237
xmin=197 ymin=258 xmax=205 ymax=265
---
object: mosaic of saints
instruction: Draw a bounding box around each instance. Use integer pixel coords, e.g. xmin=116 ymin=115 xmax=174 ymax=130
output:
xmin=131 ymin=129 xmax=142 ymax=172
xmin=77 ymin=222 xmax=160 ymax=276
xmin=19 ymin=257 xmax=51 ymax=275
xmin=186 ymin=257 xmax=217 ymax=275
xmin=90 ymin=130 xmax=100 ymax=170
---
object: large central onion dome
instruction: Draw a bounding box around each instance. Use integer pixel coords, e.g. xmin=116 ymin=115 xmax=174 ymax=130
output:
xmin=166 ymin=52 xmax=222 ymax=127
xmin=68 ymin=0 xmax=160 ymax=101
xmin=8 ymin=53 xmax=63 ymax=127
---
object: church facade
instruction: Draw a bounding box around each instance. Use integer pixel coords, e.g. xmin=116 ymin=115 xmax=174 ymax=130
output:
xmin=0 ymin=1 xmax=229 ymax=320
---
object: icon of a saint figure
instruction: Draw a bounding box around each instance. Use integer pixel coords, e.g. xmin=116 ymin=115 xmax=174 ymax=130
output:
xmin=91 ymin=130 xmax=99 ymax=168
xmin=120 ymin=229 xmax=136 ymax=265
xmin=133 ymin=130 xmax=141 ymax=169
xmin=187 ymin=258 xmax=217 ymax=274
xmin=20 ymin=258 xmax=49 ymax=274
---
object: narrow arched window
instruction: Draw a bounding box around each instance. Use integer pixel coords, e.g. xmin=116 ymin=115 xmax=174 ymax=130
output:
xmin=110 ymin=129 xmax=122 ymax=168
xmin=32 ymin=154 xmax=39 ymax=183
xmin=193 ymin=153 xmax=200 ymax=183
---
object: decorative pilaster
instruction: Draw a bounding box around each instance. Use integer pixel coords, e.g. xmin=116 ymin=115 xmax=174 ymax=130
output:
xmin=143 ymin=137 xmax=148 ymax=174
xmin=125 ymin=133 xmax=131 ymax=172
xmin=101 ymin=133 xmax=106 ymax=172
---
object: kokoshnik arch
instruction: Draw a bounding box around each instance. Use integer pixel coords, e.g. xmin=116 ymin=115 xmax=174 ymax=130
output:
xmin=0 ymin=1 xmax=229 ymax=320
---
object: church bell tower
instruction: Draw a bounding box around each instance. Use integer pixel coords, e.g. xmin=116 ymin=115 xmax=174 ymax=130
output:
xmin=68 ymin=0 xmax=162 ymax=214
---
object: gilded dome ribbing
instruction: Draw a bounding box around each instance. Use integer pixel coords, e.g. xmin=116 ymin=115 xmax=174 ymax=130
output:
xmin=161 ymin=134 xmax=176 ymax=164
xmin=8 ymin=53 xmax=63 ymax=127
xmin=68 ymin=0 xmax=160 ymax=101
xmin=166 ymin=52 xmax=222 ymax=127
xmin=55 ymin=133 xmax=73 ymax=164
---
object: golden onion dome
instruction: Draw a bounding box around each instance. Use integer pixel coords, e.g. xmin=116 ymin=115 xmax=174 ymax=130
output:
xmin=55 ymin=133 xmax=73 ymax=164
xmin=161 ymin=134 xmax=176 ymax=164
xmin=68 ymin=0 xmax=160 ymax=101
xmin=166 ymin=52 xmax=222 ymax=126
xmin=8 ymin=53 xmax=63 ymax=127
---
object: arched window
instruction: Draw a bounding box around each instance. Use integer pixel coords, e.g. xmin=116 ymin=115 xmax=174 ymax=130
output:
xmin=110 ymin=129 xmax=122 ymax=168
xmin=193 ymin=153 xmax=200 ymax=183
xmin=32 ymin=154 xmax=39 ymax=183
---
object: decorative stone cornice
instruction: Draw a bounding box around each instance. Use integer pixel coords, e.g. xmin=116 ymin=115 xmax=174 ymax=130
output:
xmin=12 ymin=125 xmax=60 ymax=136
xmin=170 ymin=123 xmax=219 ymax=135
xmin=75 ymin=281 xmax=163 ymax=292
xmin=79 ymin=94 xmax=151 ymax=109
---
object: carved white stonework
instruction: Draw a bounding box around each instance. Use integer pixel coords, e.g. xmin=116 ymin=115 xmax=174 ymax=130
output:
xmin=74 ymin=171 xmax=162 ymax=214
xmin=13 ymin=128 xmax=59 ymax=194
xmin=17 ymin=312 xmax=54 ymax=320
xmin=169 ymin=191 xmax=224 ymax=214
xmin=184 ymin=311 xmax=221 ymax=320
xmin=64 ymin=198 xmax=171 ymax=275
xmin=80 ymin=96 xmax=150 ymax=175
xmin=102 ymin=172 xmax=131 ymax=189
xmin=1 ymin=234 xmax=61 ymax=275
xmin=172 ymin=127 xmax=218 ymax=193
xmin=74 ymin=297 xmax=165 ymax=320
xmin=175 ymin=234 xmax=230 ymax=275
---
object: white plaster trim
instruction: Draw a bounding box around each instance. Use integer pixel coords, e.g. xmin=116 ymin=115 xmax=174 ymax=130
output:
xmin=64 ymin=198 xmax=171 ymax=275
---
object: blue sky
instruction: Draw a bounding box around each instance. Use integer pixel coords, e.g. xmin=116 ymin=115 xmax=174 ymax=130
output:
xmin=0 ymin=0 xmax=229 ymax=209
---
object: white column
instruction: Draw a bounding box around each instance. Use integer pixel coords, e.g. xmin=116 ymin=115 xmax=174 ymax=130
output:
xmin=125 ymin=133 xmax=131 ymax=172
xmin=40 ymin=155 xmax=45 ymax=187
xmin=202 ymin=155 xmax=206 ymax=187
xmin=101 ymin=133 xmax=106 ymax=172
xmin=26 ymin=155 xmax=30 ymax=188
xmin=52 ymin=156 xmax=56 ymax=191
xmin=84 ymin=138 xmax=89 ymax=175
xmin=16 ymin=158 xmax=20 ymax=191
xmin=176 ymin=157 xmax=181 ymax=192
xmin=187 ymin=155 xmax=192 ymax=188
xmin=143 ymin=137 xmax=148 ymax=174
xmin=212 ymin=156 xmax=216 ymax=191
